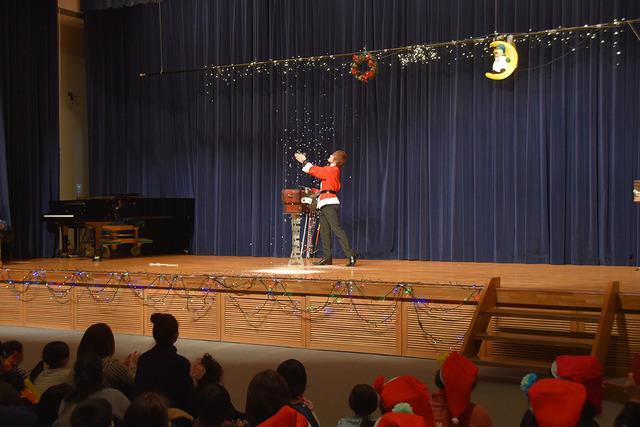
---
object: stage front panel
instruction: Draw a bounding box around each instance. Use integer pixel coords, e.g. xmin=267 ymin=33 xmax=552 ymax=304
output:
xmin=403 ymin=302 xmax=475 ymax=358
xmin=75 ymin=286 xmax=144 ymax=335
xmin=23 ymin=286 xmax=73 ymax=329
xmin=307 ymin=297 xmax=400 ymax=355
xmin=221 ymin=294 xmax=305 ymax=348
xmin=143 ymin=289 xmax=220 ymax=341
xmin=0 ymin=284 xmax=24 ymax=326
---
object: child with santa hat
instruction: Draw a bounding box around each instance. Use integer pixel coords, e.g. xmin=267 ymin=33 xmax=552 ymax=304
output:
xmin=431 ymin=353 xmax=492 ymax=427
xmin=527 ymin=378 xmax=591 ymax=427
xmin=373 ymin=375 xmax=435 ymax=427
xmin=519 ymin=355 xmax=602 ymax=427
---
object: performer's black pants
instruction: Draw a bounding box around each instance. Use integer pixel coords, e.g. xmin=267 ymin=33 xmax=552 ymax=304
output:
xmin=319 ymin=204 xmax=353 ymax=259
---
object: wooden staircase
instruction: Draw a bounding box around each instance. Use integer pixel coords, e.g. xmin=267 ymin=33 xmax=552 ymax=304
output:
xmin=460 ymin=277 xmax=619 ymax=371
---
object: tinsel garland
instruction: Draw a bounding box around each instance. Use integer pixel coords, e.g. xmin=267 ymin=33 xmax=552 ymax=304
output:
xmin=1 ymin=268 xmax=481 ymax=346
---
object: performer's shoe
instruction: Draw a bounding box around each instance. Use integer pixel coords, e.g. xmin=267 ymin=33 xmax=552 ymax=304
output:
xmin=346 ymin=252 xmax=359 ymax=267
xmin=314 ymin=257 xmax=333 ymax=266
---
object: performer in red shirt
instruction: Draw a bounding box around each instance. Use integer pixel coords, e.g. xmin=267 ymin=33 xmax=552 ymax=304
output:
xmin=294 ymin=150 xmax=358 ymax=267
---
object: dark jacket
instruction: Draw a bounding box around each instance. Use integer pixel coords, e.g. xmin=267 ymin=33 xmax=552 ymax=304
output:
xmin=134 ymin=344 xmax=193 ymax=413
xmin=615 ymin=401 xmax=640 ymax=427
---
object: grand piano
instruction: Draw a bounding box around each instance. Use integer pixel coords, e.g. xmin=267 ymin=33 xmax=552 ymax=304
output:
xmin=42 ymin=195 xmax=194 ymax=259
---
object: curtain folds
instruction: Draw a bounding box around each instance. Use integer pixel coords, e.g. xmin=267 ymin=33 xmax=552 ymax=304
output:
xmin=0 ymin=0 xmax=59 ymax=258
xmin=85 ymin=0 xmax=640 ymax=264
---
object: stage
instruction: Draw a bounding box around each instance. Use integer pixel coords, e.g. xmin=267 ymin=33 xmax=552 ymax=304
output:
xmin=3 ymin=255 xmax=639 ymax=291
xmin=1 ymin=255 xmax=638 ymax=372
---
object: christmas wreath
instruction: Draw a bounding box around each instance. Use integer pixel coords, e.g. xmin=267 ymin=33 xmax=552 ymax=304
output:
xmin=350 ymin=52 xmax=378 ymax=83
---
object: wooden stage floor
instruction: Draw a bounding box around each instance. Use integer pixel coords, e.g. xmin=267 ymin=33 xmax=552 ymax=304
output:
xmin=4 ymin=255 xmax=639 ymax=292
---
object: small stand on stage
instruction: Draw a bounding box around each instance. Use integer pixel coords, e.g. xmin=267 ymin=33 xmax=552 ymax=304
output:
xmin=281 ymin=188 xmax=318 ymax=266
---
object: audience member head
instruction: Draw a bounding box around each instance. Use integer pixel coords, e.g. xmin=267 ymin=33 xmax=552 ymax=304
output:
xmin=1 ymin=340 xmax=24 ymax=365
xmin=192 ymin=353 xmax=223 ymax=387
xmin=77 ymin=323 xmax=115 ymax=358
xmin=374 ymin=375 xmax=434 ymax=426
xmin=67 ymin=353 xmax=105 ymax=402
xmin=150 ymin=313 xmax=179 ymax=346
xmin=551 ymin=355 xmax=602 ymax=416
xmin=435 ymin=352 xmax=478 ymax=425
xmin=348 ymin=384 xmax=378 ymax=427
xmin=30 ymin=340 xmax=70 ymax=382
xmin=70 ymin=398 xmax=114 ymax=427
xmin=276 ymin=359 xmax=307 ymax=399
xmin=122 ymin=392 xmax=169 ymax=427
xmin=528 ymin=378 xmax=586 ymax=427
xmin=194 ymin=383 xmax=234 ymax=427
xmin=245 ymin=369 xmax=291 ymax=426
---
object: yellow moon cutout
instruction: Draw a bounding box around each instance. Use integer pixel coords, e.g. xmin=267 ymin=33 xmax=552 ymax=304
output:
xmin=485 ymin=40 xmax=518 ymax=80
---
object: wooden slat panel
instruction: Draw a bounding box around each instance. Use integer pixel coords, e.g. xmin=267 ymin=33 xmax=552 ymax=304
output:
xmin=487 ymin=316 xmax=584 ymax=362
xmin=496 ymin=289 xmax=604 ymax=309
xmin=404 ymin=302 xmax=476 ymax=358
xmin=221 ymin=294 xmax=304 ymax=347
xmin=492 ymin=316 xmax=573 ymax=333
xmin=485 ymin=307 xmax=600 ymax=322
xmin=584 ymin=313 xmax=640 ymax=376
xmin=308 ymin=297 xmax=400 ymax=355
xmin=75 ymin=287 xmax=144 ymax=335
xmin=143 ymin=289 xmax=220 ymax=341
xmin=0 ymin=284 xmax=24 ymax=326
xmin=620 ymin=294 xmax=640 ymax=312
xmin=23 ymin=285 xmax=73 ymax=329
xmin=475 ymin=332 xmax=593 ymax=348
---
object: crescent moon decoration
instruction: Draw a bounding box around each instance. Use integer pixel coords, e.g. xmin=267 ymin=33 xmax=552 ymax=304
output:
xmin=485 ymin=40 xmax=519 ymax=80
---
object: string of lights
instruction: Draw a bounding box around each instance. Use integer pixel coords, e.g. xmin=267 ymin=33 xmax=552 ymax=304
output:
xmin=1 ymin=268 xmax=482 ymax=347
xmin=138 ymin=17 xmax=639 ymax=80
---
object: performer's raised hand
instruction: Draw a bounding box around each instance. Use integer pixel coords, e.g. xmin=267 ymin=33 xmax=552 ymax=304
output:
xmin=294 ymin=152 xmax=307 ymax=164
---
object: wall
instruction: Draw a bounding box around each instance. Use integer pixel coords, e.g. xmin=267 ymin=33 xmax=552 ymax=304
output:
xmin=58 ymin=11 xmax=88 ymax=202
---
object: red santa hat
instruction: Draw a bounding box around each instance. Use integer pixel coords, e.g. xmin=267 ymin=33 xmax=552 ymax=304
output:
xmin=528 ymin=378 xmax=587 ymax=427
xmin=375 ymin=412 xmax=429 ymax=427
xmin=439 ymin=352 xmax=479 ymax=425
xmin=552 ymin=355 xmax=603 ymax=414
xmin=374 ymin=375 xmax=434 ymax=427
xmin=257 ymin=405 xmax=309 ymax=427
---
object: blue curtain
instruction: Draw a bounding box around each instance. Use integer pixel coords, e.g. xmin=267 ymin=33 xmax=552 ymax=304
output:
xmin=0 ymin=0 xmax=59 ymax=258
xmin=85 ymin=0 xmax=640 ymax=264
